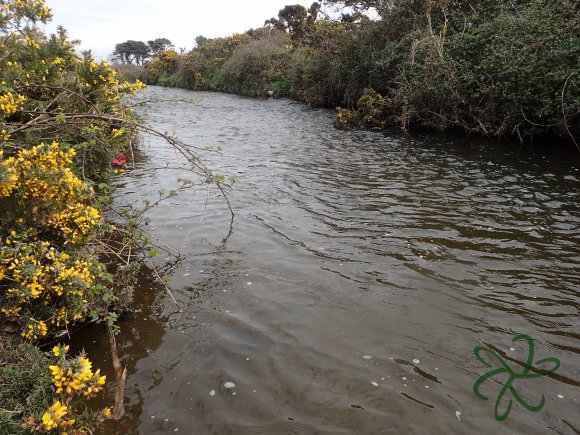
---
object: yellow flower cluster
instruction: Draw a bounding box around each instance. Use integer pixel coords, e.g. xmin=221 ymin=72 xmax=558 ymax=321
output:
xmin=48 ymin=203 xmax=101 ymax=244
xmin=52 ymin=344 xmax=69 ymax=357
xmin=0 ymin=91 xmax=25 ymax=116
xmin=0 ymin=236 xmax=98 ymax=332
xmin=336 ymin=108 xmax=351 ymax=125
xmin=0 ymin=143 xmax=102 ymax=244
xmin=111 ymin=128 xmax=123 ymax=138
xmin=1 ymin=0 xmax=52 ymax=23
xmin=118 ymin=79 xmax=145 ymax=95
xmin=13 ymin=143 xmax=82 ymax=200
xmin=2 ymin=238 xmax=47 ymax=305
xmin=49 ymin=356 xmax=106 ymax=397
xmin=0 ymin=151 xmax=18 ymax=195
xmin=21 ymin=319 xmax=47 ymax=339
xmin=30 ymin=345 xmax=107 ymax=433
xmin=40 ymin=400 xmax=75 ymax=431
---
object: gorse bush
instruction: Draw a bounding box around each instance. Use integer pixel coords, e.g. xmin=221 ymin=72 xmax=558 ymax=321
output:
xmin=144 ymin=0 xmax=579 ymax=143
xmin=0 ymin=0 xmax=147 ymax=432
xmin=0 ymin=143 xmax=105 ymax=339
xmin=2 ymin=0 xmax=228 ymax=431
xmin=111 ymin=63 xmax=147 ymax=84
xmin=218 ymin=31 xmax=294 ymax=96
xmin=0 ymin=0 xmax=144 ymax=343
xmin=1 ymin=338 xmax=110 ymax=434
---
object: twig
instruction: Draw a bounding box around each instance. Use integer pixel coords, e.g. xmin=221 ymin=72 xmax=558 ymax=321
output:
xmin=106 ymin=322 xmax=126 ymax=419
xmin=144 ymin=257 xmax=178 ymax=307
xmin=561 ymin=74 xmax=580 ymax=151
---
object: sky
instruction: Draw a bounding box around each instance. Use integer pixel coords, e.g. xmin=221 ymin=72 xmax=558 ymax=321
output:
xmin=42 ymin=0 xmax=320 ymax=60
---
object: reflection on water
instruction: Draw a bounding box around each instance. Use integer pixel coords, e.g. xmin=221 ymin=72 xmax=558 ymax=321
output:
xmin=72 ymin=87 xmax=579 ymax=434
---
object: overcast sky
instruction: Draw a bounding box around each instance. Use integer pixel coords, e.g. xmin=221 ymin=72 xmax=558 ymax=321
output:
xmin=43 ymin=0 xmax=318 ymax=59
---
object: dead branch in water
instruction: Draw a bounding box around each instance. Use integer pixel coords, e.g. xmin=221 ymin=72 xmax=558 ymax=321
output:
xmin=106 ymin=322 xmax=127 ymax=419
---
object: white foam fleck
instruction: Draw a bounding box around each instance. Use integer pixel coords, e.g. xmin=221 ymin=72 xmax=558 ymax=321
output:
xmin=224 ymin=382 xmax=236 ymax=389
xmin=247 ymin=282 xmax=252 ymax=285
xmin=455 ymin=411 xmax=462 ymax=421
xmin=413 ymin=359 xmax=420 ymax=364
xmin=402 ymin=377 xmax=407 ymax=381
xmin=557 ymin=394 xmax=564 ymax=399
xmin=362 ymin=355 xmax=373 ymax=360
xmin=209 ymin=390 xmax=216 ymax=396
xmin=371 ymin=381 xmax=379 ymax=387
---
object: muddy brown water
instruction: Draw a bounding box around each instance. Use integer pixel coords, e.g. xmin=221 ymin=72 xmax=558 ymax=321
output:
xmin=72 ymin=86 xmax=579 ymax=434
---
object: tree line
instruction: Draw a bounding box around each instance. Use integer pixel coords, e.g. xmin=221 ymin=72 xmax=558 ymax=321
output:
xmin=112 ymin=37 xmax=173 ymax=65
xmin=121 ymin=0 xmax=580 ymax=144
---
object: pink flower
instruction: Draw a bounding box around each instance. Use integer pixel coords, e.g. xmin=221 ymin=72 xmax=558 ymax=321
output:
xmin=111 ymin=152 xmax=127 ymax=167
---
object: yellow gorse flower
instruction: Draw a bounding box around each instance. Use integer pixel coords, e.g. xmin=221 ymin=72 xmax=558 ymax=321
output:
xmin=0 ymin=92 xmax=25 ymax=116
xmin=49 ymin=355 xmax=106 ymax=397
xmin=40 ymin=400 xmax=75 ymax=431
xmin=21 ymin=319 xmax=47 ymax=339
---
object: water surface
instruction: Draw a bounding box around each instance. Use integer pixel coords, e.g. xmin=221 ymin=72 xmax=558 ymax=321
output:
xmin=75 ymin=87 xmax=579 ymax=434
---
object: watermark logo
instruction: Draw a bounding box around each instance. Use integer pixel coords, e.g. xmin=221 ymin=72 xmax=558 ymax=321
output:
xmin=473 ymin=333 xmax=560 ymax=421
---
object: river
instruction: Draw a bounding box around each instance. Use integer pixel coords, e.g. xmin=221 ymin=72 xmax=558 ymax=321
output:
xmin=73 ymin=86 xmax=579 ymax=435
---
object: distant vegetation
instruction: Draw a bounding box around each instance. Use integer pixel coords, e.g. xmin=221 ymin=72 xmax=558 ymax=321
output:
xmin=112 ymin=37 xmax=174 ymax=65
xmin=128 ymin=0 xmax=579 ymax=143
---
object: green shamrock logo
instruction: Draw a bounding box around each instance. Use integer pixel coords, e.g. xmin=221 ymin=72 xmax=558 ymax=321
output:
xmin=473 ymin=333 xmax=560 ymax=421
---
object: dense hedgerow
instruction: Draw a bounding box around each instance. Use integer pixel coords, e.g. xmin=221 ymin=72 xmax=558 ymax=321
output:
xmin=1 ymin=0 xmax=145 ymax=432
xmin=144 ymin=0 xmax=579 ymax=142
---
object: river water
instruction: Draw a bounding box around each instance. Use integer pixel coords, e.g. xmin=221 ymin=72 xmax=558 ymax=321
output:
xmin=75 ymin=86 xmax=579 ymax=434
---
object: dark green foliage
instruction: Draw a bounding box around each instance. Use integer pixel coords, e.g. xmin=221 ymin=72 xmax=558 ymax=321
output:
xmin=113 ymin=40 xmax=151 ymax=65
xmin=142 ymin=0 xmax=579 ymax=142
xmin=148 ymin=38 xmax=173 ymax=55
xmin=194 ymin=35 xmax=211 ymax=47
xmin=217 ymin=32 xmax=294 ymax=96
xmin=0 ymin=336 xmax=53 ymax=434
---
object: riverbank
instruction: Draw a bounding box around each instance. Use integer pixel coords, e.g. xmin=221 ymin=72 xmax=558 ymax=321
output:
xmin=132 ymin=0 xmax=579 ymax=146
xmin=0 ymin=2 xmax=150 ymax=432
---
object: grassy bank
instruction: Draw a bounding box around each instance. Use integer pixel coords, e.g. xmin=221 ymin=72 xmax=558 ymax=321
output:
xmin=142 ymin=0 xmax=579 ymax=144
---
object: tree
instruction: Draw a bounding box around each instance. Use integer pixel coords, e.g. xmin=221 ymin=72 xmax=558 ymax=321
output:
xmin=265 ymin=3 xmax=320 ymax=40
xmin=112 ymin=40 xmax=150 ymax=65
xmin=148 ymin=38 xmax=173 ymax=55
xmin=194 ymin=35 xmax=212 ymax=47
xmin=323 ymin=0 xmax=386 ymax=10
